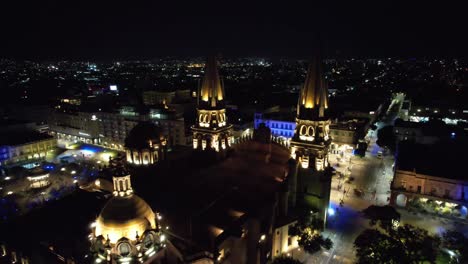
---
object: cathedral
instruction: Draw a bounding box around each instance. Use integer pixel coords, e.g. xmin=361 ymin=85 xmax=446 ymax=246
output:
xmin=87 ymin=55 xmax=333 ymax=264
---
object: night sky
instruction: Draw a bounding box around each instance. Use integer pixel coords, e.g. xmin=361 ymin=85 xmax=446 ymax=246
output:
xmin=0 ymin=1 xmax=466 ymax=60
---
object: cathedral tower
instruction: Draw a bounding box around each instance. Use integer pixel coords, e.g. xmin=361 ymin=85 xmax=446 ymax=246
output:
xmin=289 ymin=56 xmax=332 ymax=228
xmin=191 ymin=56 xmax=233 ymax=152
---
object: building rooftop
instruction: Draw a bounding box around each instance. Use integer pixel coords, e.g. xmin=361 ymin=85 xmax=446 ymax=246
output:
xmin=131 ymin=139 xmax=291 ymax=251
xmin=0 ymin=130 xmax=53 ymax=146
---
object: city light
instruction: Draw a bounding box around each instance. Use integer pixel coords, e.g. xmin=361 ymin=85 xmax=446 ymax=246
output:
xmin=328 ymin=207 xmax=336 ymax=216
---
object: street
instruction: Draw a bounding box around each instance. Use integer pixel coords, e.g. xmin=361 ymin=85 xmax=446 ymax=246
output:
xmin=286 ymin=93 xmax=467 ymax=263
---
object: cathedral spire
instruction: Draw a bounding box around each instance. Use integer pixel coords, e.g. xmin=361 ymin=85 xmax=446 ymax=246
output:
xmin=192 ymin=56 xmax=232 ymax=153
xmin=297 ymin=56 xmax=329 ymax=119
xmin=200 ymin=56 xmax=224 ymax=109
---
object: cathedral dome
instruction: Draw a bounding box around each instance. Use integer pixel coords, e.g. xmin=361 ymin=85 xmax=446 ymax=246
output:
xmin=95 ymin=194 xmax=156 ymax=243
xmin=125 ymin=121 xmax=163 ymax=150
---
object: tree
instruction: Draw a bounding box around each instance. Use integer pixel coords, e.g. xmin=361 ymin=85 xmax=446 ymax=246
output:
xmin=376 ymin=125 xmax=396 ymax=151
xmin=354 ymin=224 xmax=440 ymax=264
xmin=354 ymin=229 xmax=405 ymax=264
xmin=271 ymin=255 xmax=302 ymax=264
xmin=392 ymin=224 xmax=440 ymax=263
xmin=288 ymin=208 xmax=332 ymax=255
xmin=298 ymin=228 xmax=333 ymax=255
xmin=362 ymin=205 xmax=400 ymax=232
xmin=441 ymin=230 xmax=468 ymax=263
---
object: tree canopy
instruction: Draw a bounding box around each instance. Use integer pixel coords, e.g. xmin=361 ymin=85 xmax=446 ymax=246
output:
xmin=354 ymin=224 xmax=440 ymax=264
xmin=288 ymin=210 xmax=332 ymax=255
xmin=441 ymin=230 xmax=468 ymax=263
xmin=362 ymin=205 xmax=400 ymax=231
xmin=298 ymin=228 xmax=333 ymax=255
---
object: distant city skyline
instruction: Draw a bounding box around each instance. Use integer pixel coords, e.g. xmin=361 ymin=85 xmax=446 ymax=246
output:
xmin=0 ymin=2 xmax=466 ymax=60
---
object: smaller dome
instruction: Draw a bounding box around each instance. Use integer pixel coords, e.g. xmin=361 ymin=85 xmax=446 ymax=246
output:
xmin=125 ymin=121 xmax=163 ymax=150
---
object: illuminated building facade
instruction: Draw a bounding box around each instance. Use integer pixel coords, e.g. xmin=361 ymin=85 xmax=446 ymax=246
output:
xmin=90 ymin=169 xmax=166 ymax=263
xmin=288 ymin=56 xmax=332 ymax=227
xmin=0 ymin=131 xmax=56 ymax=167
xmin=49 ymin=106 xmax=189 ymax=150
xmin=390 ymin=142 xmax=468 ymax=219
xmin=124 ymin=121 xmax=167 ymax=166
xmin=191 ymin=57 xmax=233 ymax=152
xmin=27 ymin=167 xmax=51 ymax=189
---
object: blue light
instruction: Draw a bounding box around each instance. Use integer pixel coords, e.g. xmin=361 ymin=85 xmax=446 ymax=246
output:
xmin=328 ymin=207 xmax=335 ymax=216
xmin=80 ymin=144 xmax=103 ymax=153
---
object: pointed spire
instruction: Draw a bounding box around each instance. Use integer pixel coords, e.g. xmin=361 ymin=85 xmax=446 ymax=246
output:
xmin=200 ymin=56 xmax=225 ymax=109
xmin=297 ymin=56 xmax=329 ymax=119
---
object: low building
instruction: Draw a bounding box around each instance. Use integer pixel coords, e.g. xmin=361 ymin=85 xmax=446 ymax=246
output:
xmin=254 ymin=112 xmax=368 ymax=149
xmin=0 ymin=130 xmax=56 ymax=167
xmin=391 ymin=142 xmax=468 ymax=218
xmin=408 ymin=104 xmax=468 ymax=125
xmin=27 ymin=167 xmax=51 ymax=189
xmin=49 ymin=105 xmax=190 ymax=149
xmin=393 ymin=119 xmax=465 ymax=145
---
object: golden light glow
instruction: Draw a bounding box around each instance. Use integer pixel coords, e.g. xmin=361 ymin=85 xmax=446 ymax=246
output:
xmin=301 ymin=156 xmax=309 ymax=169
xmin=200 ymin=57 xmax=224 ymax=107
xmin=316 ymin=158 xmax=324 ymax=171
xmin=299 ymin=59 xmax=329 ymax=113
xmin=95 ymin=204 xmax=156 ymax=244
xmin=202 ymin=140 xmax=207 ymax=150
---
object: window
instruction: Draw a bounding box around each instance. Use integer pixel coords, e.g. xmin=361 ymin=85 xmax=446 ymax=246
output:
xmin=401 ymin=181 xmax=406 ymax=188
xmin=445 ymin=189 xmax=450 ymax=197
xmin=288 ymin=237 xmax=292 ymax=246
xmin=417 ymin=186 xmax=422 ymax=193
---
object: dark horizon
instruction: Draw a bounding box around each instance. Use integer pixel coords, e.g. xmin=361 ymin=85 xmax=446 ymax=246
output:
xmin=0 ymin=2 xmax=466 ymax=60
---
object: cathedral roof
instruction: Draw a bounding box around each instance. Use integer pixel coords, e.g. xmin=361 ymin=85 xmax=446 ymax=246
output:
xmin=98 ymin=195 xmax=154 ymax=225
xmin=124 ymin=121 xmax=163 ymax=150
xmin=199 ymin=56 xmax=225 ymax=109
xmin=297 ymin=56 xmax=329 ymax=120
xmin=95 ymin=194 xmax=156 ymax=243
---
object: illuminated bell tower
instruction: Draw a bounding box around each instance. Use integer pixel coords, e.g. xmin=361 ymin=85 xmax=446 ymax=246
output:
xmin=191 ymin=56 xmax=233 ymax=152
xmin=289 ymin=56 xmax=332 ymax=227
xmin=290 ymin=56 xmax=331 ymax=170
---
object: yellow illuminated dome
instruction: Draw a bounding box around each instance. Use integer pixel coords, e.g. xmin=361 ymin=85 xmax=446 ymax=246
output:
xmin=95 ymin=194 xmax=156 ymax=244
xmin=90 ymin=172 xmax=166 ymax=263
